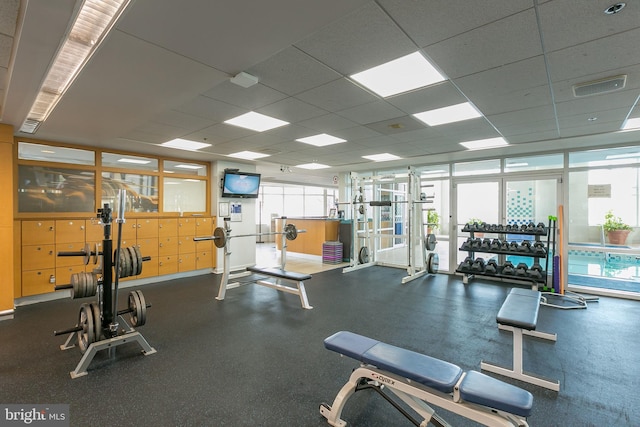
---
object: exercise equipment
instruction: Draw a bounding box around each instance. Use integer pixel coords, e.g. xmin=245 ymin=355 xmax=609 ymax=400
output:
xmin=53 ymin=190 xmax=156 ymax=378
xmin=197 ymin=218 xmax=313 ymax=309
xmin=481 ymin=288 xmax=559 ymax=391
xmin=320 ymin=331 xmax=533 ymax=427
xmin=340 ymin=168 xmax=439 ymax=284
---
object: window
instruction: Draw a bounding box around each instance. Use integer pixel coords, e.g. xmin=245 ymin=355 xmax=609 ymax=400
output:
xmin=18 ymin=165 xmax=95 ymax=213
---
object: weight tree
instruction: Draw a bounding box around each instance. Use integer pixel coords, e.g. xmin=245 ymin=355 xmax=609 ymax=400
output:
xmin=339 ymin=167 xmax=439 ymax=284
xmin=53 ymin=190 xmax=156 ymax=378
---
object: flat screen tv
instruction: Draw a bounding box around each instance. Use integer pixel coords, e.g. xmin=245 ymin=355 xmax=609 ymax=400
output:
xmin=221 ymin=171 xmax=261 ymax=198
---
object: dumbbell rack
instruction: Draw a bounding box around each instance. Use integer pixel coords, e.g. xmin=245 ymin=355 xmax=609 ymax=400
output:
xmin=456 ymin=222 xmax=550 ymax=289
xmin=53 ymin=194 xmax=156 ymax=379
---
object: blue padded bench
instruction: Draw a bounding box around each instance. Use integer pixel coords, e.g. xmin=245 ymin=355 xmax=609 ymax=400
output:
xmin=320 ymin=331 xmax=533 ymax=427
xmin=481 ymin=288 xmax=559 ymax=391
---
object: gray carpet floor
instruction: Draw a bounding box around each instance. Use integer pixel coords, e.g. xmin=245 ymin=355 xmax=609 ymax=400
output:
xmin=1 ymin=267 xmax=639 ymax=426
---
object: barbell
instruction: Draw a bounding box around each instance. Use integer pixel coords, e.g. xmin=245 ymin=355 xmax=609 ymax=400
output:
xmin=194 ymin=223 xmax=303 ymax=249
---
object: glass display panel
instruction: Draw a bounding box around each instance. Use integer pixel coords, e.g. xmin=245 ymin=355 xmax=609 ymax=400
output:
xmin=102 ymin=172 xmax=159 ymax=213
xmin=163 ymin=178 xmax=206 ymax=213
xmin=102 ymin=152 xmax=158 ymax=171
xmin=18 ymin=142 xmax=95 ymax=165
xmin=18 ymin=165 xmax=95 ymax=212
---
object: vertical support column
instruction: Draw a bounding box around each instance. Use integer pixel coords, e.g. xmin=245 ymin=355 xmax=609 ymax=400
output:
xmin=0 ymin=125 xmax=14 ymax=318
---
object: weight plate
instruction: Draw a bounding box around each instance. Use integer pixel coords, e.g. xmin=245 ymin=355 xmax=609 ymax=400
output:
xmin=358 ymin=246 xmax=370 ymax=264
xmin=358 ymin=205 xmax=365 ymax=215
xmin=93 ymin=243 xmax=99 ymax=265
xmin=70 ymin=273 xmax=80 ymax=299
xmin=86 ymin=273 xmax=97 ymax=297
xmin=77 ymin=303 xmax=94 ymax=354
xmin=83 ymin=242 xmax=91 ymax=266
xmin=79 ymin=270 xmax=87 ymax=298
xmin=127 ymin=246 xmax=138 ymax=277
xmin=425 ymin=233 xmax=437 ymax=251
xmin=213 ymin=227 xmax=227 ymax=249
xmin=133 ymin=246 xmax=143 ymax=276
xmin=90 ymin=302 xmax=102 ymax=342
xmin=134 ymin=290 xmax=147 ymax=327
xmin=427 ymin=252 xmax=440 ymax=274
xmin=116 ymin=249 xmax=126 ymax=278
xmin=129 ymin=290 xmax=143 ymax=327
xmin=284 ymin=223 xmax=298 ymax=241
xmin=123 ymin=247 xmax=132 ymax=278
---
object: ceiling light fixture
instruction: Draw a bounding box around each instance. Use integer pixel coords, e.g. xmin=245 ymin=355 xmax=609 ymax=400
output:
xmin=604 ymin=2 xmax=626 ymax=14
xmin=224 ymin=111 xmax=289 ymax=132
xmin=117 ymin=158 xmax=151 ymax=165
xmin=362 ymin=153 xmax=401 ymax=162
xmin=350 ymin=51 xmax=446 ymax=98
xmin=296 ymin=133 xmax=346 ymax=147
xmin=174 ymin=164 xmax=204 ymax=170
xmin=296 ymin=163 xmax=330 ymax=170
xmin=622 ymin=117 xmax=640 ymax=130
xmin=460 ymin=137 xmax=509 ymax=150
xmin=160 ymin=138 xmax=212 ymax=151
xmin=227 ymin=151 xmax=270 ymax=160
xmin=413 ymin=102 xmax=482 ymax=126
xmin=19 ymin=0 xmax=133 ymax=134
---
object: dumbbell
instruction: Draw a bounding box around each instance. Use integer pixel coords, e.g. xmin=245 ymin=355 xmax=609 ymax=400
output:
xmin=501 ymin=261 xmax=515 ymax=275
xmin=515 ymin=262 xmax=529 ymax=276
xmin=495 ymin=224 xmax=504 ymax=232
xmin=536 ymin=222 xmax=546 ymax=234
xmin=532 ymin=242 xmax=546 ymax=255
xmin=505 ymin=224 xmax=514 ymax=232
xmin=485 ymin=259 xmax=499 ymax=274
xmin=471 ymin=257 xmax=486 ymax=272
xmin=490 ymin=239 xmax=502 ymax=251
xmin=471 ymin=238 xmax=482 ymax=249
xmin=460 ymin=238 xmax=472 ymax=251
xmin=518 ymin=240 xmax=532 ymax=252
xmin=528 ymin=263 xmax=544 ymax=279
xmin=500 ymin=241 xmax=510 ymax=252
xmin=457 ymin=257 xmax=473 ymax=272
xmin=509 ymin=241 xmax=519 ymax=252
xmin=477 ymin=222 xmax=487 ymax=232
xmin=462 ymin=223 xmax=471 ymax=232
xmin=480 ymin=239 xmax=491 ymax=251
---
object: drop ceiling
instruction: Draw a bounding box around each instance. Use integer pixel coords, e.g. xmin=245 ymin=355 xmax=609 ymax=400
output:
xmin=1 ymin=0 xmax=640 ymax=186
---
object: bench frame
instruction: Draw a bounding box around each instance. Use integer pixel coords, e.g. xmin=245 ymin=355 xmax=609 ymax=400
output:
xmin=481 ymin=289 xmax=559 ymax=391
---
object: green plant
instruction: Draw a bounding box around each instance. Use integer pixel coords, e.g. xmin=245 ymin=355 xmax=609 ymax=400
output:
xmin=603 ymin=210 xmax=631 ymax=232
xmin=427 ymin=210 xmax=440 ymax=231
xmin=467 ymin=217 xmax=484 ymax=225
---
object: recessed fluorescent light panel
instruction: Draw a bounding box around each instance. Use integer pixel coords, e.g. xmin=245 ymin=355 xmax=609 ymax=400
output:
xmin=175 ymin=164 xmax=204 ymax=170
xmin=362 ymin=153 xmax=401 ymax=162
xmin=460 ymin=137 xmax=509 ymax=151
xmin=224 ymin=111 xmax=289 ymax=132
xmin=350 ymin=51 xmax=446 ymax=98
xmin=228 ymin=151 xmax=270 ymax=160
xmin=296 ymin=133 xmax=346 ymax=147
xmin=622 ymin=117 xmax=640 ymax=130
xmin=296 ymin=163 xmax=330 ymax=169
xmin=117 ymin=158 xmax=151 ymax=165
xmin=19 ymin=0 xmax=132 ymax=133
xmin=161 ymin=139 xmax=211 ymax=151
xmin=605 ymin=152 xmax=640 ymax=160
xmin=413 ymin=102 xmax=482 ymax=126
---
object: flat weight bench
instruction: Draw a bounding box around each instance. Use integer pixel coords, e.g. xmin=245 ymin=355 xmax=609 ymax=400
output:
xmin=241 ymin=266 xmax=313 ymax=309
xmin=320 ymin=331 xmax=533 ymax=427
xmin=481 ymin=288 xmax=559 ymax=391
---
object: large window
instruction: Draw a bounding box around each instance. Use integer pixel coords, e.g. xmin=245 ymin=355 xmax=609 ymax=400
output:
xmin=257 ymin=184 xmax=337 ymax=225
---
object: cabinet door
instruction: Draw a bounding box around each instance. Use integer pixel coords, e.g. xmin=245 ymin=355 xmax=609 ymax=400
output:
xmin=55 ymin=265 xmax=87 ymax=288
xmin=137 ymin=238 xmax=159 ymax=259
xmin=137 ymin=218 xmax=159 ymax=239
xmin=55 ymin=220 xmax=86 ymax=244
xmin=22 ymin=244 xmax=55 ymax=271
xmin=195 ymin=217 xmax=213 ymax=237
xmin=85 ymin=220 xmax=104 ymax=243
xmin=178 ymin=235 xmax=196 ymax=255
xmin=56 ymin=242 xmax=87 ymax=268
xmin=196 ymin=251 xmax=214 ymax=269
xmin=158 ymin=236 xmax=179 ymax=256
xmin=178 ymin=253 xmax=196 ymax=272
xmin=158 ymin=218 xmax=178 ymax=237
xmin=178 ymin=218 xmax=196 ymax=236
xmin=137 ymin=256 xmax=158 ymax=279
xmin=22 ymin=220 xmax=55 ymax=246
xmin=22 ymin=269 xmax=56 ymax=296
xmin=158 ymin=255 xmax=178 ymax=275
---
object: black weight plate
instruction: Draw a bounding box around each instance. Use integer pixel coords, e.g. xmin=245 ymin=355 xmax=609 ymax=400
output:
xmin=127 ymin=246 xmax=138 ymax=277
xmin=122 ymin=247 xmax=132 ymax=278
xmin=134 ymin=290 xmax=147 ymax=326
xmin=358 ymin=246 xmax=370 ymax=264
xmin=90 ymin=302 xmax=102 ymax=342
xmin=77 ymin=303 xmax=94 ymax=354
xmin=133 ymin=246 xmax=143 ymax=275
xmin=284 ymin=223 xmax=298 ymax=240
xmin=128 ymin=291 xmax=139 ymax=327
xmin=70 ymin=273 xmax=80 ymax=299
xmin=425 ymin=233 xmax=437 ymax=251
xmin=427 ymin=252 xmax=439 ymax=274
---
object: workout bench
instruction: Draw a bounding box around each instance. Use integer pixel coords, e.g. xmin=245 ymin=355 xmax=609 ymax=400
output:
xmin=481 ymin=288 xmax=559 ymax=391
xmin=320 ymin=331 xmax=533 ymax=427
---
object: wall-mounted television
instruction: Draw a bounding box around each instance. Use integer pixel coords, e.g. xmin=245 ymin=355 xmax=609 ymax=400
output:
xmin=221 ymin=171 xmax=261 ymax=198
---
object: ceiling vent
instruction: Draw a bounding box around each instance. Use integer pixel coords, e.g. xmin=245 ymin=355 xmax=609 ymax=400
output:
xmin=572 ymin=75 xmax=626 ymax=97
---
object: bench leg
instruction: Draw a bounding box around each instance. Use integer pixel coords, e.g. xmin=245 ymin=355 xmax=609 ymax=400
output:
xmin=254 ymin=279 xmax=313 ymax=309
xmin=481 ymin=326 xmax=560 ymax=391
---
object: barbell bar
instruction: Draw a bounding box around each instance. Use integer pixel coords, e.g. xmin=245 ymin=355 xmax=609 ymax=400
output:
xmin=194 ymin=223 xmax=305 ymax=249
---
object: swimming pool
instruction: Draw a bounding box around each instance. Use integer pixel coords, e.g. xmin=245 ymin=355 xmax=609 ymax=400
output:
xmin=567 ymin=245 xmax=640 ymax=293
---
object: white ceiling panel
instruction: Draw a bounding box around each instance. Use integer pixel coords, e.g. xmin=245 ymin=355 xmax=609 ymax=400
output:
xmin=386 ymin=81 xmax=467 ymax=114
xmin=336 ymin=100 xmax=405 ymax=125
xmin=297 ymin=114 xmax=358 ymax=133
xmin=202 ymin=82 xmax=288 ymax=111
xmin=152 ymin=110 xmax=216 ymax=131
xmin=296 ymin=78 xmax=378 ymax=111
xmin=257 ymin=97 xmax=327 ymax=123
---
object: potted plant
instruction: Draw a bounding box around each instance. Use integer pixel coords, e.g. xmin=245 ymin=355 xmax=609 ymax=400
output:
xmin=426 ymin=210 xmax=440 ymax=234
xmin=603 ymin=210 xmax=632 ymax=245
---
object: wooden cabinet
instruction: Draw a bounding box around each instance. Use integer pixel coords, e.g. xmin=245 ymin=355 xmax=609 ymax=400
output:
xmin=158 ymin=218 xmax=178 ymax=237
xmin=275 ymin=218 xmax=339 ymax=256
xmin=178 ymin=252 xmax=196 ymax=272
xmin=22 ymin=268 xmax=55 ymax=296
xmin=22 ymin=220 xmax=55 ymax=246
xmin=137 ymin=218 xmax=159 ymax=239
xmin=55 ymin=220 xmax=86 ymax=244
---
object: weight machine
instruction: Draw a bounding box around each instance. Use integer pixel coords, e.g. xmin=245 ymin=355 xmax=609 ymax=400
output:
xmin=53 ymin=190 xmax=156 ymax=378
xmin=340 ymin=168 xmax=439 ymax=284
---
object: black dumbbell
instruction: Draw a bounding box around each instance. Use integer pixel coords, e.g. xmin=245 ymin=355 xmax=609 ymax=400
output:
xmin=509 ymin=241 xmax=519 ymax=252
xmin=515 ymin=262 xmax=528 ymax=276
xmin=485 ymin=259 xmax=499 ymax=274
xmin=490 ymin=239 xmax=501 ymax=251
xmin=536 ymin=222 xmax=546 ymax=234
xmin=532 ymin=242 xmax=546 ymax=255
xmin=501 ymin=261 xmax=515 ymax=275
xmin=460 ymin=238 xmax=472 ymax=251
xmin=500 ymin=241 xmax=510 ymax=252
xmin=480 ymin=239 xmax=491 ymax=251
xmin=518 ymin=240 xmax=532 ymax=252
xmin=471 ymin=257 xmax=486 ymax=272
xmin=471 ymin=238 xmax=482 ymax=249
xmin=457 ymin=257 xmax=473 ymax=272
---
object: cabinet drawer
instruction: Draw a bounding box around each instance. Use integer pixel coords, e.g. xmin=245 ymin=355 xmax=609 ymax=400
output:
xmin=56 ymin=242 xmax=87 ymax=268
xmin=158 ymin=255 xmax=178 ymax=276
xmin=137 ymin=257 xmax=158 ymax=279
xmin=158 ymin=218 xmax=178 ymax=238
xmin=22 ymin=269 xmax=56 ymax=296
xmin=178 ymin=218 xmax=196 ymax=236
xmin=196 ymin=251 xmax=214 ymax=269
xmin=195 ymin=217 xmax=213 ymax=236
xmin=117 ymin=222 xmax=138 ymax=241
xmin=137 ymin=218 xmax=159 ymax=239
xmin=158 ymin=236 xmax=179 ymax=256
xmin=178 ymin=253 xmax=196 ymax=272
xmin=178 ymin=235 xmax=196 ymax=254
xmin=136 ymin=238 xmax=159 ymax=259
xmin=85 ymin=220 xmax=104 ymax=243
xmin=195 ymin=240 xmax=213 ymax=253
xmin=55 ymin=220 xmax=86 ymax=244
xmin=55 ymin=265 xmax=87 ymax=287
xmin=22 ymin=221 xmax=55 ymax=245
xmin=22 ymin=244 xmax=55 ymax=271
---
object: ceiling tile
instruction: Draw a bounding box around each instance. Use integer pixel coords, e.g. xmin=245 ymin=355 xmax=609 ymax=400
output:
xmin=297 ymin=113 xmax=357 ymax=132
xmin=257 ymin=97 xmax=327 ymax=123
xmin=386 ymin=81 xmax=467 ymax=114
xmin=296 ymin=78 xmax=378 ymax=111
xmin=336 ymin=100 xmax=405 ymax=125
xmin=202 ymin=81 xmax=288 ymax=110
